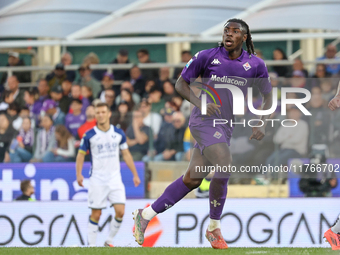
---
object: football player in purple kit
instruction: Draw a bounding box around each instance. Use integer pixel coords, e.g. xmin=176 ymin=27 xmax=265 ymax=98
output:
xmin=133 ymin=19 xmax=273 ymax=249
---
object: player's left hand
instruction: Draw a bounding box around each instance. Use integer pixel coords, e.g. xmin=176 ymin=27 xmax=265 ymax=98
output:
xmin=249 ymin=126 xmax=265 ymax=141
xmin=328 ymin=96 xmax=340 ymax=111
xmin=133 ymin=175 xmax=141 ymax=187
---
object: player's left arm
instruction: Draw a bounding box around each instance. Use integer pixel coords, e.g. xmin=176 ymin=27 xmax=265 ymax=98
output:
xmin=121 ymin=149 xmax=141 ymax=187
xmin=250 ymin=61 xmax=273 ymax=141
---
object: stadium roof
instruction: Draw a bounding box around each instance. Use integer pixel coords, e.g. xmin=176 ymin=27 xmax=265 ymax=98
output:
xmin=205 ymin=0 xmax=340 ymax=36
xmin=0 ymin=0 xmax=339 ymax=47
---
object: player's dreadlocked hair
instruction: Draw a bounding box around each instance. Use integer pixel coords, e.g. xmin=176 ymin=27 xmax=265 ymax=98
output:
xmin=222 ymin=18 xmax=255 ymax=56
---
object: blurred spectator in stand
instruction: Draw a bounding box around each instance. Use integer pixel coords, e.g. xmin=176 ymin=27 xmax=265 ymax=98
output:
xmin=0 ymin=114 xmax=17 ymax=162
xmin=13 ymin=106 xmax=30 ymax=131
xmin=30 ymin=115 xmax=56 ymax=163
xmin=81 ymin=85 xmax=93 ymax=104
xmin=308 ymin=93 xmax=331 ymax=146
xmin=148 ymin=87 xmax=165 ymax=114
xmin=46 ymin=63 xmax=67 ymax=88
xmin=78 ymin=105 xmax=96 ymax=140
xmin=310 ymin=64 xmax=331 ymax=88
xmin=139 ymin=99 xmax=162 ymax=138
xmin=173 ymin=50 xmax=192 ymax=79
xmin=183 ymin=124 xmax=193 ymax=162
xmin=50 ymin=85 xmax=70 ymax=114
xmin=254 ymin=49 xmax=264 ymax=60
xmin=61 ymin=79 xmax=72 ymax=97
xmin=317 ymin=44 xmax=340 ymax=75
xmin=0 ymin=90 xmax=14 ymax=113
xmin=115 ymin=81 xmax=141 ymax=106
xmin=266 ymin=107 xmax=308 ymax=166
xmin=126 ymin=109 xmax=151 ymax=161
xmin=162 ymin=80 xmax=176 ymax=101
xmin=71 ymin=84 xmax=90 ymax=113
xmin=143 ymin=106 xmax=174 ymax=162
xmin=7 ymin=102 xmax=20 ymax=124
xmin=320 ymin=80 xmax=335 ymax=102
xmin=99 ymin=72 xmax=117 ymax=101
xmin=103 ymin=88 xmax=116 ymax=112
xmin=65 ymin=99 xmax=86 ymax=137
xmin=157 ymin=67 xmax=170 ymax=87
xmin=24 ymin=88 xmax=40 ymax=124
xmin=288 ymin=58 xmax=309 ymax=78
xmin=37 ymin=78 xmax=50 ymax=104
xmin=10 ymin=117 xmax=34 ymax=162
xmin=111 ymin=101 xmax=132 ymax=132
xmin=42 ymin=125 xmax=75 ymax=162
xmin=82 ymin=52 xmax=105 ymax=82
xmin=137 ymin=49 xmax=158 ymax=80
xmin=130 ymin=65 xmax=146 ymax=97
xmin=77 ymin=63 xmax=101 ymax=98
xmin=0 ymin=51 xmax=31 ymax=89
xmin=153 ymin=111 xmax=186 ymax=161
xmin=272 ymin=48 xmax=289 ymax=77
xmin=291 ymin=71 xmax=307 ymax=89
xmin=41 ymin=99 xmax=65 ymax=126
xmin=61 ymin=52 xmax=76 ymax=82
xmin=15 ymin=180 xmax=35 ymax=201
xmin=112 ymin=49 xmax=130 ymax=81
xmin=7 ymin=76 xmax=25 ymax=108
xmin=143 ymin=80 xmax=156 ymax=98
xmin=120 ymin=89 xmax=134 ymax=111
xmin=171 ymin=95 xmax=184 ymax=112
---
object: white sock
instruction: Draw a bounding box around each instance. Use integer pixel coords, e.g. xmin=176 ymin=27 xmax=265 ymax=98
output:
xmin=331 ymin=215 xmax=340 ymax=234
xmin=88 ymin=219 xmax=99 ymax=246
xmin=142 ymin=206 xmax=157 ymax=221
xmin=106 ymin=217 xmax=122 ymax=244
xmin=208 ymin=219 xmax=221 ymax=231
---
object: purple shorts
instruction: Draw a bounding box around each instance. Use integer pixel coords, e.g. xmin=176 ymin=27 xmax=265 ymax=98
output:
xmin=189 ymin=122 xmax=232 ymax=155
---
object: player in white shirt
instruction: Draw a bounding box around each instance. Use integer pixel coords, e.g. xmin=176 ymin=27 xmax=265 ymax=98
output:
xmin=76 ymin=102 xmax=141 ymax=247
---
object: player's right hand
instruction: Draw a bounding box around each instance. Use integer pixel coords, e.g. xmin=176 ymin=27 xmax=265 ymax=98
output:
xmin=77 ymin=174 xmax=84 ymax=187
xmin=328 ymin=96 xmax=340 ymax=111
xmin=206 ymin=103 xmax=221 ymax=116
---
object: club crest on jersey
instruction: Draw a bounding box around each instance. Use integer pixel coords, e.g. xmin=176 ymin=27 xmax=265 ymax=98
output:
xmin=243 ymin=62 xmax=251 ymax=71
xmin=213 ymin=131 xmax=222 ymax=139
xmin=211 ymin=59 xmax=221 ymax=65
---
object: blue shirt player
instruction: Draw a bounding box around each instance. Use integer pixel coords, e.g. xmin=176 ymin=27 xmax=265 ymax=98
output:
xmin=76 ymin=102 xmax=141 ymax=247
xmin=133 ymin=19 xmax=273 ymax=249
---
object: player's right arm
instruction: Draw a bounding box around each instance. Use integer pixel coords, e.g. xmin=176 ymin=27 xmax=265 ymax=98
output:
xmin=175 ymin=50 xmax=220 ymax=116
xmin=328 ymin=81 xmax=340 ymax=111
xmin=76 ymin=152 xmax=85 ymax=187
xmin=76 ymin=133 xmax=90 ymax=187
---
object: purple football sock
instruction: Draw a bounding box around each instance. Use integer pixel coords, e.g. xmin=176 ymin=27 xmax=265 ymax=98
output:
xmin=209 ymin=173 xmax=230 ymax=220
xmin=151 ymin=175 xmax=191 ymax=213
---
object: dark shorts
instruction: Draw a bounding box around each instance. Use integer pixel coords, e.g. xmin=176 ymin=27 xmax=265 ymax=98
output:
xmin=189 ymin=123 xmax=232 ymax=155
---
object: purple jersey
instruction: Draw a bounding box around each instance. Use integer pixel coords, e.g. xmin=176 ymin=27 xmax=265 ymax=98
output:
xmin=181 ymin=47 xmax=272 ymax=152
xmin=65 ymin=113 xmax=86 ymax=137
xmin=182 ymin=47 xmax=271 ymax=129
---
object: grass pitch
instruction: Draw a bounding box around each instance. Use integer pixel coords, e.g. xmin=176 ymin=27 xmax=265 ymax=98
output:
xmin=0 ymin=247 xmax=338 ymax=255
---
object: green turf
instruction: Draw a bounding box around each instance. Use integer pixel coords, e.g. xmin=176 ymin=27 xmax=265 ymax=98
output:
xmin=0 ymin=247 xmax=338 ymax=255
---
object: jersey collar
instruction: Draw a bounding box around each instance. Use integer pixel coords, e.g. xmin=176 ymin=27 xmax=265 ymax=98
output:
xmin=221 ymin=47 xmax=245 ymax=62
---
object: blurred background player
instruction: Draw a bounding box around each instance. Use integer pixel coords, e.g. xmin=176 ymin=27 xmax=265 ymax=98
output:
xmin=133 ymin=19 xmax=272 ymax=249
xmin=324 ymin=81 xmax=340 ymax=250
xmin=15 ymin=179 xmax=35 ymax=201
xmin=76 ymin=102 xmax=141 ymax=247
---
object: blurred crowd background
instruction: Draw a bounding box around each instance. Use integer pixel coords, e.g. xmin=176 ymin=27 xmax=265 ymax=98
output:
xmin=0 ymin=44 xmax=339 ymax=171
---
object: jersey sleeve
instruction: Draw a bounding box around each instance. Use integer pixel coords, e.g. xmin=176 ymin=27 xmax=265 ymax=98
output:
xmin=255 ymin=60 xmax=272 ymax=95
xmin=115 ymin=126 xmax=128 ymax=150
xmin=120 ymin=132 xmax=128 ymax=150
xmin=181 ymin=51 xmax=207 ymax=84
xmin=79 ymin=134 xmax=90 ymax=154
